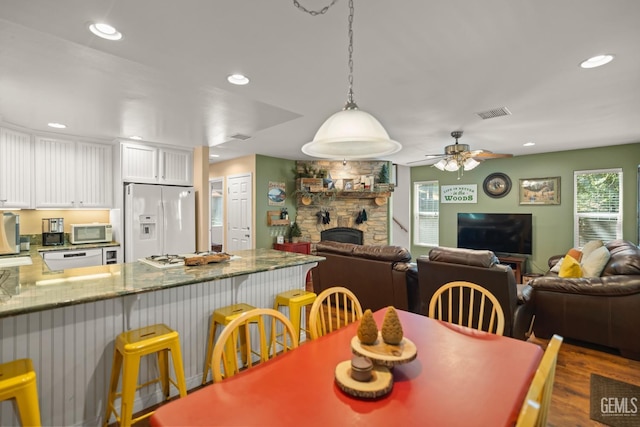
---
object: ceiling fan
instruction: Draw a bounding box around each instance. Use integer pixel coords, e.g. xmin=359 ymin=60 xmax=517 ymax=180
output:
xmin=408 ymin=131 xmax=513 ymax=175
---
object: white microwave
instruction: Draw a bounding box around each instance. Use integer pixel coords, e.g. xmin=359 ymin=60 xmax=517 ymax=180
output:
xmin=70 ymin=223 xmax=113 ymax=244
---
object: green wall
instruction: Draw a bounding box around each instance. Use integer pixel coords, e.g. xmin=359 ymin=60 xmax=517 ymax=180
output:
xmin=410 ymin=143 xmax=640 ymax=273
xmin=255 ymin=155 xmax=297 ymax=249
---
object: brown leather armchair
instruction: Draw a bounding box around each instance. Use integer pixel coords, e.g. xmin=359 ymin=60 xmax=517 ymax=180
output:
xmin=416 ymin=246 xmax=535 ymax=340
xmin=530 ymin=239 xmax=640 ymax=360
xmin=312 ymin=241 xmax=414 ymax=312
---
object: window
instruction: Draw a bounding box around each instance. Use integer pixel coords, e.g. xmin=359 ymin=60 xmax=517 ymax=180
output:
xmin=574 ymin=168 xmax=622 ymax=246
xmin=414 ymin=181 xmax=439 ymax=246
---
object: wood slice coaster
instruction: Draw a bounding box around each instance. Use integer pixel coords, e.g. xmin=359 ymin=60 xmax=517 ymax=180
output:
xmin=334 ymin=360 xmax=393 ymax=399
xmin=351 ymin=333 xmax=417 ymax=368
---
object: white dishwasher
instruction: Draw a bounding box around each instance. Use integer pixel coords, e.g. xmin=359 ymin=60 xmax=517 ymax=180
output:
xmin=42 ymin=248 xmax=104 ymax=270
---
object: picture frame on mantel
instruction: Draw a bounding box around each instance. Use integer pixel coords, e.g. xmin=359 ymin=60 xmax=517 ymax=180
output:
xmin=343 ymin=179 xmax=354 ymax=191
xmin=519 ymin=177 xmax=560 ymax=205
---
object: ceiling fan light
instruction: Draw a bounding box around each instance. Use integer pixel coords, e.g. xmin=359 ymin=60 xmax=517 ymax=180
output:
xmin=433 ymin=159 xmax=447 ymax=171
xmin=443 ymin=158 xmax=460 ymax=172
xmin=463 ymin=158 xmax=480 ymax=170
xmin=301 ymin=109 xmax=401 ymax=159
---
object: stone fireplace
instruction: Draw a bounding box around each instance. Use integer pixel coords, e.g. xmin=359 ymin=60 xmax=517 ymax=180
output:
xmin=293 ymin=160 xmax=392 ymax=248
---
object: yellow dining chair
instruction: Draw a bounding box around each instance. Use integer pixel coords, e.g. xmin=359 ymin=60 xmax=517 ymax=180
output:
xmin=428 ymin=281 xmax=505 ymax=335
xmin=308 ymin=286 xmax=363 ymax=340
xmin=211 ymin=308 xmax=298 ymax=382
xmin=516 ymin=334 xmax=563 ymax=427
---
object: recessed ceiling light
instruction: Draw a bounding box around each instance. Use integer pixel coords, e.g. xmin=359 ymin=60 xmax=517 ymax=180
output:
xmin=523 ymin=142 xmax=535 ymax=147
xmin=129 ymin=135 xmax=143 ymax=140
xmin=88 ymin=22 xmax=123 ymax=41
xmin=227 ymin=74 xmax=250 ymax=85
xmin=580 ymin=54 xmax=614 ymax=69
xmin=47 ymin=122 xmax=66 ymax=129
xmin=209 ymin=154 xmax=220 ymax=158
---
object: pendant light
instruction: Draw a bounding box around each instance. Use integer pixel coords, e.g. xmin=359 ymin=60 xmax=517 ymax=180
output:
xmin=297 ymin=0 xmax=401 ymax=159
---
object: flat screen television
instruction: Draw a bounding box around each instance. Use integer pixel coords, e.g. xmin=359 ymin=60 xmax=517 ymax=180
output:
xmin=457 ymin=213 xmax=533 ymax=255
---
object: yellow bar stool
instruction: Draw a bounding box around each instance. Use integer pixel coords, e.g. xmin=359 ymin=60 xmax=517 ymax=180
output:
xmin=0 ymin=358 xmax=41 ymax=427
xmin=274 ymin=289 xmax=317 ymax=343
xmin=202 ymin=303 xmax=258 ymax=385
xmin=104 ymin=324 xmax=187 ymax=427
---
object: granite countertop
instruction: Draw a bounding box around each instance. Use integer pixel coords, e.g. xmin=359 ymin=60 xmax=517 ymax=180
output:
xmin=0 ymin=247 xmax=324 ymax=318
xmin=35 ymin=241 xmax=121 ymax=252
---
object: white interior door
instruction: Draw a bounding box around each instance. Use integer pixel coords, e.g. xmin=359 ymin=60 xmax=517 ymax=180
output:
xmin=227 ymin=174 xmax=252 ymax=251
xmin=210 ymin=178 xmax=224 ymax=250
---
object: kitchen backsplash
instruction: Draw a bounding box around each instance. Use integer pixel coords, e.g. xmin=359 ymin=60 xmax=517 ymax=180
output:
xmin=3 ymin=210 xmax=110 ymax=234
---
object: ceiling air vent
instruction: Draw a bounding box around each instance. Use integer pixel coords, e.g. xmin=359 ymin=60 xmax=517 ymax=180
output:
xmin=476 ymin=107 xmax=512 ymax=120
xmin=228 ymin=133 xmax=251 ymax=141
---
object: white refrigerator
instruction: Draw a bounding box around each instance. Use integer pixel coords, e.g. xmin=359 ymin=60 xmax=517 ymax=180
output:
xmin=124 ymin=183 xmax=196 ymax=262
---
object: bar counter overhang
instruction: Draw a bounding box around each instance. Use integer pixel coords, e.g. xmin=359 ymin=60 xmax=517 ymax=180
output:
xmin=0 ymin=248 xmax=322 ymax=426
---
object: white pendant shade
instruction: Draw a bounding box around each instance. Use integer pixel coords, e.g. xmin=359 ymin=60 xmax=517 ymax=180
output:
xmin=302 ymin=109 xmax=402 ymax=159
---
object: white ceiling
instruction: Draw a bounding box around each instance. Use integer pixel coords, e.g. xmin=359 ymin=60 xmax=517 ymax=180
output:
xmin=0 ymin=0 xmax=639 ymax=166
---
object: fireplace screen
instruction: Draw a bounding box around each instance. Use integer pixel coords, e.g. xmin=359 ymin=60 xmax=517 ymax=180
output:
xmin=320 ymin=228 xmax=363 ymax=245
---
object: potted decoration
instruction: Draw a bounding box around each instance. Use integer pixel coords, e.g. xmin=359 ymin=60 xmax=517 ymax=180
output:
xmin=289 ymin=222 xmax=302 ymax=243
xmin=377 ymin=163 xmax=389 ymax=184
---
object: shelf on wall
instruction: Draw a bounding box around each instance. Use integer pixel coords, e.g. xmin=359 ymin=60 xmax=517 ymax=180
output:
xmin=267 ymin=210 xmax=290 ymax=226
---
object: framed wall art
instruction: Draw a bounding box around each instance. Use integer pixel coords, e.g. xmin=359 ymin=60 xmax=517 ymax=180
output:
xmin=519 ymin=177 xmax=560 ymax=205
xmin=343 ymin=179 xmax=354 ymax=191
xmin=268 ymin=181 xmax=286 ymax=206
xmin=483 ymin=173 xmax=511 ymax=198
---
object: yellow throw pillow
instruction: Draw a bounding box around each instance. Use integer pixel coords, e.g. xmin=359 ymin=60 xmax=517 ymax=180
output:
xmin=558 ymin=255 xmax=583 ymax=278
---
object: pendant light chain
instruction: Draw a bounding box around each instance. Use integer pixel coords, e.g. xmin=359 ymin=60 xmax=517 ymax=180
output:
xmin=345 ymin=0 xmax=356 ymax=109
xmin=293 ymin=0 xmax=358 ymax=109
xmin=293 ymin=0 xmax=339 ymax=16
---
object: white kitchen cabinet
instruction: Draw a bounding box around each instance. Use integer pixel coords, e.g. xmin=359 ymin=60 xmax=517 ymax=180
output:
xmin=0 ymin=127 xmax=33 ymax=208
xmin=159 ymin=147 xmax=192 ymax=185
xmin=121 ymin=141 xmax=192 ymax=185
xmin=35 ymin=137 xmax=113 ymax=208
xmin=121 ymin=142 xmax=158 ymax=184
xmin=76 ymin=141 xmax=113 ymax=208
xmin=35 ymin=136 xmax=76 ymax=208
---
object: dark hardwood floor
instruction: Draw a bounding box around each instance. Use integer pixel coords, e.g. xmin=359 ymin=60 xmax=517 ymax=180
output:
xmin=529 ymin=334 xmax=640 ymax=426
xmin=123 ymin=331 xmax=640 ymax=427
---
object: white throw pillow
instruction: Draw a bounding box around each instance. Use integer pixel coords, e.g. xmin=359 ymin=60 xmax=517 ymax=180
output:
xmin=581 ymin=245 xmax=611 ymax=277
xmin=581 ymin=240 xmax=604 ymax=260
xmin=550 ymin=257 xmax=564 ymax=273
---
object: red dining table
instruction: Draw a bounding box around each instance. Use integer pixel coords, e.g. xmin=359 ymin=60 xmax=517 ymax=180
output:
xmin=150 ymin=308 xmax=543 ymax=427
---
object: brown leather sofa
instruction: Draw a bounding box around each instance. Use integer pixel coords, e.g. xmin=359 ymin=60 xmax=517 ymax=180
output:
xmin=416 ymin=246 xmax=535 ymax=340
xmin=529 ymin=239 xmax=640 ymax=360
xmin=312 ymin=241 xmax=415 ymax=312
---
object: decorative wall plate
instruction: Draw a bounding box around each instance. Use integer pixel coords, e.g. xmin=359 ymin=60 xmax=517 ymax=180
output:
xmin=483 ymin=173 xmax=512 ymax=198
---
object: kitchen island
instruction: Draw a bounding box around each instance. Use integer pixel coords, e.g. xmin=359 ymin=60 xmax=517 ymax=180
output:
xmin=0 ymin=248 xmax=323 ymax=426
